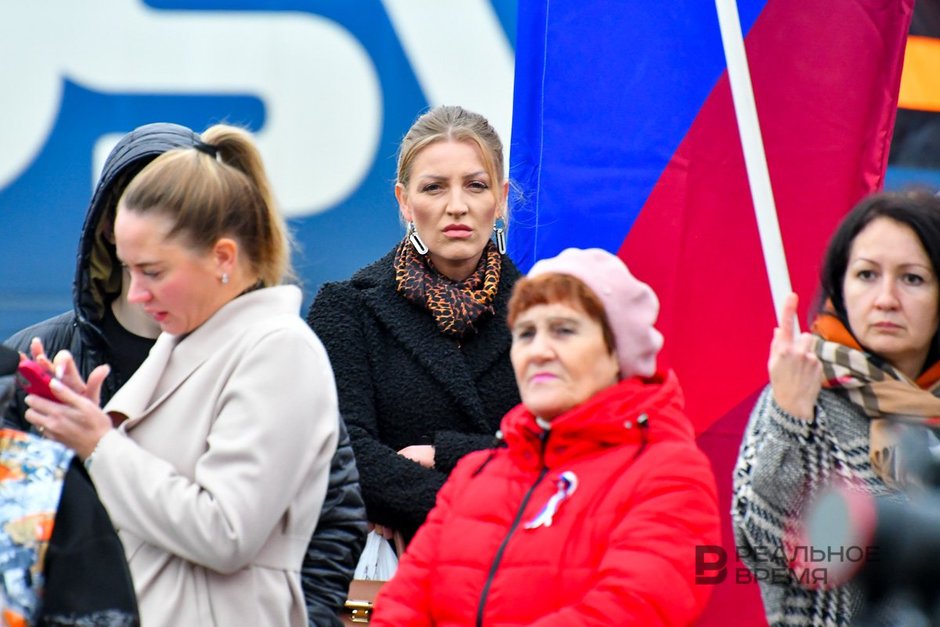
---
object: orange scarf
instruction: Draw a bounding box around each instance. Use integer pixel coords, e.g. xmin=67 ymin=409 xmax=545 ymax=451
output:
xmin=811 ymin=311 xmax=940 ymax=487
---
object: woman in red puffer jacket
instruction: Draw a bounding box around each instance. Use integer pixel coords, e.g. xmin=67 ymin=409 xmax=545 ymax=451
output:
xmin=373 ymin=248 xmax=721 ymax=626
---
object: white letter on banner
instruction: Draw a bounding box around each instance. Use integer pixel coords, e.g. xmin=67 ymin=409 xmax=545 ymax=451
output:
xmin=0 ymin=0 xmax=381 ymax=218
xmin=380 ymin=0 xmax=514 ymax=168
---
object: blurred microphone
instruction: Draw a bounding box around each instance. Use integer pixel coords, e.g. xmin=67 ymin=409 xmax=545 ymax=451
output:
xmin=0 ymin=344 xmax=19 ymax=376
xmin=0 ymin=345 xmax=21 ymax=416
xmin=806 ymin=486 xmax=940 ymax=624
xmin=804 ymin=429 xmax=940 ymax=624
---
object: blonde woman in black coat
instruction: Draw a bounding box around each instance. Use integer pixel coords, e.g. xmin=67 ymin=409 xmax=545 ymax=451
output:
xmin=307 ymin=106 xmax=520 ymax=541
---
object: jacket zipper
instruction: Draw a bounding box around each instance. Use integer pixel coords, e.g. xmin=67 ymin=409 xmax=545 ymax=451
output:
xmin=475 ymin=432 xmax=551 ymax=627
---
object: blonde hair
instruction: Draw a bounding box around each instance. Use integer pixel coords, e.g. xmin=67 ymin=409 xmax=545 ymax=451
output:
xmin=119 ymin=124 xmax=292 ymax=286
xmin=397 ymin=105 xmax=506 ymax=218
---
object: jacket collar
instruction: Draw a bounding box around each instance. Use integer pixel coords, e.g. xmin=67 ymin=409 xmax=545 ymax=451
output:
xmin=501 ymin=370 xmax=692 ymax=467
xmin=354 ymin=247 xmax=519 ymax=426
xmin=105 ymin=286 xmax=301 ymax=428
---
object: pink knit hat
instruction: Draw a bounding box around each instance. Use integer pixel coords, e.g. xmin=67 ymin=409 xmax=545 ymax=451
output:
xmin=528 ymin=248 xmax=664 ymax=379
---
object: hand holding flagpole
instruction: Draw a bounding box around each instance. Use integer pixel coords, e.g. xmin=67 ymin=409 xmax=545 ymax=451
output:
xmin=768 ymin=292 xmax=821 ymax=420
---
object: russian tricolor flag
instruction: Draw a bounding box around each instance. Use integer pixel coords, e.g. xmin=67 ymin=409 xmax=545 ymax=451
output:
xmin=508 ymin=1 xmax=914 ymax=623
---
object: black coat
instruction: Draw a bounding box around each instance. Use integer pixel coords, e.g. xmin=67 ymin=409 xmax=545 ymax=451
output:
xmin=307 ymin=247 xmax=522 ymax=539
xmin=42 ymin=459 xmax=140 ymax=626
xmin=1 ymin=123 xmax=366 ymax=627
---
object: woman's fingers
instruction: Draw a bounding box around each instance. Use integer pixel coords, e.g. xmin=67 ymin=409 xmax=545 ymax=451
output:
xmin=373 ymin=524 xmax=396 ymax=540
xmin=793 ymin=331 xmax=811 ymax=354
xmin=28 ymin=337 xmax=55 ymax=373
xmin=769 ymin=326 xmax=821 ymax=386
xmin=772 ymin=331 xmax=818 ymax=367
xmin=777 ymin=292 xmax=799 ymax=344
xmin=85 ymin=365 xmax=111 ymax=406
xmin=24 ymin=405 xmax=45 ymax=430
xmin=768 ymin=295 xmax=821 ymax=420
xmin=24 ymin=391 xmax=66 ymax=437
xmin=52 ymin=349 xmax=87 ymax=393
xmin=24 ymin=386 xmax=110 ymax=457
xmin=769 ymin=293 xmax=800 ymax=360
xmin=25 ymin=345 xmax=106 ymax=402
xmin=26 ymin=380 xmax=76 ymax=417
xmin=398 ymin=445 xmax=436 ymax=468
xmin=29 ymin=337 xmax=47 ymax=361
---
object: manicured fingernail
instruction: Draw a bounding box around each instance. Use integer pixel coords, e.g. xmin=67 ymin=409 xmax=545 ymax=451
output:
xmin=55 ymin=365 xmax=65 ymax=379
xmin=50 ymin=378 xmax=62 ymax=389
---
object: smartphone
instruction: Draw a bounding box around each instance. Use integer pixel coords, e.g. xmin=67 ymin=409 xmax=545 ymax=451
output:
xmin=16 ymin=359 xmax=56 ymax=400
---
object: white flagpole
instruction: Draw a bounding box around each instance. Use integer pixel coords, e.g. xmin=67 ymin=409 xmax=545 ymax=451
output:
xmin=714 ymin=0 xmax=796 ymax=329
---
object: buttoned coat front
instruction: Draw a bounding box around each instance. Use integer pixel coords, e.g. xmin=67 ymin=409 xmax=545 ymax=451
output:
xmin=89 ymin=286 xmax=339 ymax=627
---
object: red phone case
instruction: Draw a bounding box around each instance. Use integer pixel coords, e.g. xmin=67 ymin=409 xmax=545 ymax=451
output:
xmin=16 ymin=360 xmax=56 ymax=400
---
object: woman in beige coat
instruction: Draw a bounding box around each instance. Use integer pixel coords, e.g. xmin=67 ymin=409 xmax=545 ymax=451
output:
xmin=21 ymin=124 xmax=339 ymax=626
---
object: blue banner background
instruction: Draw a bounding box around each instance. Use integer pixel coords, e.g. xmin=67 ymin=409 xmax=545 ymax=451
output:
xmin=0 ymin=0 xmax=516 ymax=339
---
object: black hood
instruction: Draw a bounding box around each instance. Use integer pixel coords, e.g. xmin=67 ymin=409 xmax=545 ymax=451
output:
xmin=73 ymin=123 xmax=202 ymax=346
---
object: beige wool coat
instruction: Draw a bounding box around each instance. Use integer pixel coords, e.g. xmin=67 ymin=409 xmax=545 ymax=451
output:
xmin=89 ymin=285 xmax=338 ymax=626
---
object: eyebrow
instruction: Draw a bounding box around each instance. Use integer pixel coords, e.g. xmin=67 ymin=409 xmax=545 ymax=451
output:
xmin=514 ymin=315 xmax=582 ymax=329
xmin=850 ymin=257 xmax=934 ymax=272
xmin=416 ymin=171 xmax=489 ymax=181
xmin=121 ymin=260 xmax=162 ymax=270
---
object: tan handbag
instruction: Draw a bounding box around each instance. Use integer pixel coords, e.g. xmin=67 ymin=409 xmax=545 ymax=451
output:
xmin=341 ymin=532 xmax=406 ymax=625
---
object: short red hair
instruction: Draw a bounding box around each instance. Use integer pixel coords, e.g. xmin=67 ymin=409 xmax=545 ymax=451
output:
xmin=507 ymin=273 xmax=616 ymax=354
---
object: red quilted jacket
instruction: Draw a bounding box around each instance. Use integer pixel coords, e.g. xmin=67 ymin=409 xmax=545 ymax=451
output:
xmin=373 ymin=370 xmax=721 ymax=626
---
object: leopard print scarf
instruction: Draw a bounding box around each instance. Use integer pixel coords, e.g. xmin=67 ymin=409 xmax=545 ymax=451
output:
xmin=394 ymin=238 xmax=502 ymax=337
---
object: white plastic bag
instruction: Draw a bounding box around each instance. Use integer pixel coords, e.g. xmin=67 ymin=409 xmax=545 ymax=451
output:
xmin=353 ymin=530 xmax=400 ymax=580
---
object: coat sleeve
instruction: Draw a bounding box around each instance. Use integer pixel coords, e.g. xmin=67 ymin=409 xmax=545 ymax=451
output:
xmin=528 ymin=443 xmax=721 ymax=627
xmin=307 ymin=282 xmax=447 ymax=536
xmin=89 ymin=325 xmax=339 ymax=574
xmin=302 ymin=416 xmax=368 ymax=627
xmin=369 ymin=458 xmax=472 ymax=627
xmin=732 ymin=385 xmax=831 ymax=580
xmin=432 ymin=430 xmax=499 ymax=475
